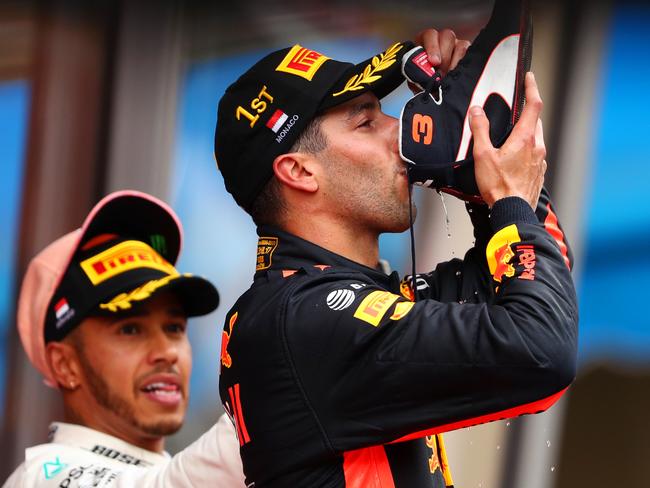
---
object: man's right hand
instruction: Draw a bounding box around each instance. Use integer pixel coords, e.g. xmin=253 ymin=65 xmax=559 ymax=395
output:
xmin=414 ymin=28 xmax=471 ymax=76
xmin=469 ymin=71 xmax=547 ymax=209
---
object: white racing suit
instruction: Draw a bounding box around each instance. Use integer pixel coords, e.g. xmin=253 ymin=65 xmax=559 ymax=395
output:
xmin=3 ymin=414 xmax=244 ymax=487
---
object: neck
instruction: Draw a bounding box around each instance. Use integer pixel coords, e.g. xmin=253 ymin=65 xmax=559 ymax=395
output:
xmin=280 ymin=209 xmax=380 ymax=268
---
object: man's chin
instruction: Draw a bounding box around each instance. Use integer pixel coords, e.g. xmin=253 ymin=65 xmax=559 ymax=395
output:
xmin=136 ymin=401 xmax=186 ymax=433
xmin=397 ymin=202 xmax=417 ymax=231
xmin=139 ymin=417 xmax=184 ymax=437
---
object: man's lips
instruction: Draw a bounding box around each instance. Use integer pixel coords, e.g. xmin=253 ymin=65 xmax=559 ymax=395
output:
xmin=139 ymin=374 xmax=184 ymax=407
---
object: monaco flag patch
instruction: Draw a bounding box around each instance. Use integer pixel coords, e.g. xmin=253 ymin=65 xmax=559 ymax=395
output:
xmin=266 ymin=109 xmax=289 ymax=133
xmin=54 ymin=298 xmax=70 ymax=319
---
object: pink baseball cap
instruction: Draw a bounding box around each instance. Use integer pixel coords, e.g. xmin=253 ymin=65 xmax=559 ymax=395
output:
xmin=17 ymin=190 xmax=218 ymax=387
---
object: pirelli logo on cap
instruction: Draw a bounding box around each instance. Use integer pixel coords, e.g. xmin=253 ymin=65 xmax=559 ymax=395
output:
xmin=256 ymin=237 xmax=279 ymax=271
xmin=276 ymin=45 xmax=330 ymax=81
xmin=353 ymin=290 xmax=400 ymax=326
xmin=80 ymin=240 xmax=176 ymax=285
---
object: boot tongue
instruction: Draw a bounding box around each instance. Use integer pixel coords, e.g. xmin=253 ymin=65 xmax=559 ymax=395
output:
xmin=401 ymin=46 xmax=442 ymax=92
xmin=399 ymin=78 xmax=483 ymax=202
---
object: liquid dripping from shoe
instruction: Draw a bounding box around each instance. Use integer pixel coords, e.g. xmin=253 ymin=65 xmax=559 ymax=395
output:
xmin=437 ymin=191 xmax=451 ymax=239
xmin=437 ymin=191 xmax=455 ymax=257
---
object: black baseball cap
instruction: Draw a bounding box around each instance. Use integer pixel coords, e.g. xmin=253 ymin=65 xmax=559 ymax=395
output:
xmin=214 ymin=41 xmax=414 ymax=210
xmin=17 ymin=190 xmax=220 ymax=385
xmin=44 ymin=234 xmax=219 ymax=343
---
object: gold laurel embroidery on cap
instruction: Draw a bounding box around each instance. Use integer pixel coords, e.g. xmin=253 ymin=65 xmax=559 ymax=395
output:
xmin=332 ymin=42 xmax=403 ymax=97
xmin=99 ymin=273 xmax=189 ymax=312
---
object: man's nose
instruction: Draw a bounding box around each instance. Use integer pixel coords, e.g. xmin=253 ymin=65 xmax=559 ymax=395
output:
xmin=385 ymin=114 xmax=400 ymax=153
xmin=148 ymin=332 xmax=179 ymax=365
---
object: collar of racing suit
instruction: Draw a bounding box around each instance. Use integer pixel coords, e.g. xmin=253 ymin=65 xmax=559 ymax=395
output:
xmin=48 ymin=422 xmax=170 ymax=467
xmin=254 ymin=225 xmax=402 ymax=291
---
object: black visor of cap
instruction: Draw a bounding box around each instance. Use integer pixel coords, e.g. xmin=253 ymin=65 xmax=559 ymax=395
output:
xmin=318 ymin=42 xmax=413 ymax=111
xmin=214 ymin=41 xmax=414 ymax=211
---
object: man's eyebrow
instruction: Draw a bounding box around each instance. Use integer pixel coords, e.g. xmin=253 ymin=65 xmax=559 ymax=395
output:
xmin=103 ymin=306 xmax=186 ymax=323
xmin=106 ymin=309 xmax=147 ymax=322
xmin=345 ymin=99 xmax=381 ymax=120
xmin=167 ymin=307 xmax=186 ymax=319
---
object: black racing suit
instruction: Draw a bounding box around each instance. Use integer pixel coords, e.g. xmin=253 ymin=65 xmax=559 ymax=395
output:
xmin=219 ymin=191 xmax=578 ymax=487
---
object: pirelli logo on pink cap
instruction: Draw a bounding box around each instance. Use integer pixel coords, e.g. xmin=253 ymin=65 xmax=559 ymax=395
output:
xmin=80 ymin=240 xmax=176 ymax=285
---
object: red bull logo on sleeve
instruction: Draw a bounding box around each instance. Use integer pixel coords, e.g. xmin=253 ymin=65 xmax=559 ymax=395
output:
xmin=492 ymin=243 xmax=516 ymax=283
xmin=516 ymin=244 xmax=536 ymax=280
xmin=221 ymin=312 xmax=238 ymax=369
xmin=486 ymin=224 xmax=521 ymax=284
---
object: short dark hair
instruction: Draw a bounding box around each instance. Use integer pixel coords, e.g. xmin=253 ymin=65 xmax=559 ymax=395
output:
xmin=249 ymin=115 xmax=327 ymax=227
xmin=290 ymin=114 xmax=327 ymax=154
xmin=249 ymin=176 xmax=286 ymax=227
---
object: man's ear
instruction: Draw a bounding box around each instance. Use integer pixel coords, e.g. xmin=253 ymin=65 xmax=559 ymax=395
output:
xmin=273 ymin=152 xmax=319 ymax=193
xmin=46 ymin=341 xmax=81 ymax=391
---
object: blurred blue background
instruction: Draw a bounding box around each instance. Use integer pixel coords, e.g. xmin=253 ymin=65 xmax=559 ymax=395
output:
xmin=0 ymin=81 xmax=29 ymax=418
xmin=577 ymin=4 xmax=650 ymax=363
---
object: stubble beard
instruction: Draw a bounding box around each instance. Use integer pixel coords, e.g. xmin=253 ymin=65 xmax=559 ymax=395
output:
xmin=391 ymin=182 xmax=417 ymax=232
xmin=366 ymin=168 xmax=416 ymax=233
xmin=77 ymin=349 xmax=184 ymax=438
xmin=325 ymin=154 xmax=415 ymax=232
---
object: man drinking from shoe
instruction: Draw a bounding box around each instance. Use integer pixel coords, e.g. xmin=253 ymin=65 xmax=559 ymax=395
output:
xmin=214 ymin=24 xmax=578 ymax=488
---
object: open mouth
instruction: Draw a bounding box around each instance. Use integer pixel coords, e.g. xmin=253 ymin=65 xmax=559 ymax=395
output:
xmin=140 ymin=380 xmax=183 ymax=406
